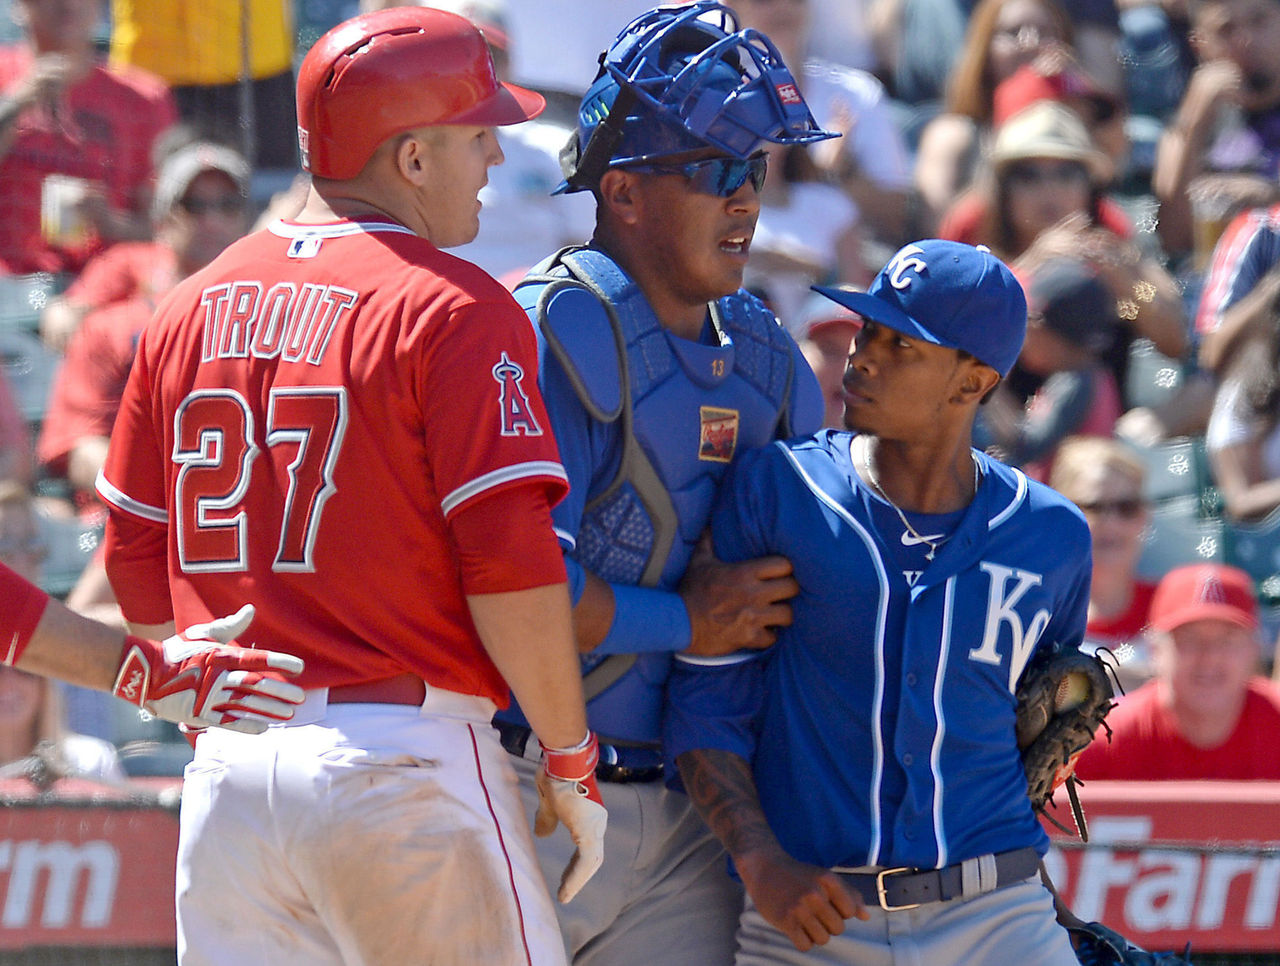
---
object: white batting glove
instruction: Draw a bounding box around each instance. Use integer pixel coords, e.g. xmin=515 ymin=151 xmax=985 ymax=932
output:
xmin=112 ymin=605 xmax=306 ymax=734
xmin=534 ymin=731 xmax=608 ymax=903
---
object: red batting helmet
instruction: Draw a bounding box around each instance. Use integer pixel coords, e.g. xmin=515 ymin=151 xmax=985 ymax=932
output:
xmin=296 ymin=6 xmax=545 ymax=180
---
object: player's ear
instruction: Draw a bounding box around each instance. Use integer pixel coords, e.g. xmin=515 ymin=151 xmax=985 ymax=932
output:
xmin=392 ymin=129 xmax=434 ymax=187
xmin=596 ymin=169 xmax=641 ymax=226
xmin=953 ymin=358 xmax=1001 ymax=405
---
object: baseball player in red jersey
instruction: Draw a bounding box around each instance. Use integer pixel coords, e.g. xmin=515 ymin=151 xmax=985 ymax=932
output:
xmin=94 ymin=8 xmax=606 ymax=965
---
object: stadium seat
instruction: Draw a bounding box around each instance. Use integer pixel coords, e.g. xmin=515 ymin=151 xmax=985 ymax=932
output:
xmin=117 ymin=738 xmax=195 ymax=778
xmin=1224 ymin=509 xmax=1280 ymax=606
xmin=1124 ymin=436 xmax=1210 ymax=504
xmin=0 ymin=324 xmax=61 ymax=425
xmin=1136 ymin=495 xmax=1226 ymax=581
xmin=1123 ymin=337 xmax=1185 ymax=410
xmin=0 ymin=272 xmax=64 ymax=332
xmin=34 ymin=510 xmax=97 ymax=598
xmin=107 ymin=696 xmax=180 ymax=747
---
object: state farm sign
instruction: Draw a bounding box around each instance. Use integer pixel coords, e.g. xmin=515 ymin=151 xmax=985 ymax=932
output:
xmin=1044 ymin=780 xmax=1280 ymax=952
xmin=0 ymin=839 xmax=119 ymax=929
xmin=0 ymin=790 xmax=179 ymax=949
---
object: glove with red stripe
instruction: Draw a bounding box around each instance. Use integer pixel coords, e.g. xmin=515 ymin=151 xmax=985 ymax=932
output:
xmin=535 ymin=731 xmax=608 ymax=903
xmin=112 ymin=605 xmax=306 ymax=734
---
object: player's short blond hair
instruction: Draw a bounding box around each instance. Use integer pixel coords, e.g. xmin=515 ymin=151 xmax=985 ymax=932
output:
xmin=1048 ymin=435 xmax=1145 ymax=501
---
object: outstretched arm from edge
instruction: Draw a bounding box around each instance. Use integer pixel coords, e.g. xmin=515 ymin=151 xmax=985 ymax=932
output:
xmin=4 ymin=565 xmax=304 ymax=733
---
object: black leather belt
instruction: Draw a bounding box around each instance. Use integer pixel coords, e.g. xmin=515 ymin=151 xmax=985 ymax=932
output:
xmin=834 ymin=847 xmax=1040 ymax=911
xmin=493 ymin=719 xmax=664 ymax=784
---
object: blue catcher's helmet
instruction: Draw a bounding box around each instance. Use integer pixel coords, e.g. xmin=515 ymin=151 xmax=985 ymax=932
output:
xmin=557 ymin=1 xmax=836 ymax=194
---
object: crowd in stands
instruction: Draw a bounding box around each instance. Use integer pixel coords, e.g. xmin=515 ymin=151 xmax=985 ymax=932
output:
xmin=0 ymin=0 xmax=1278 ymax=781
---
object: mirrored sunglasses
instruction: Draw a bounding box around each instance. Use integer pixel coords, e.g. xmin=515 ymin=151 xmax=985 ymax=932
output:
xmin=621 ymin=154 xmax=768 ymax=198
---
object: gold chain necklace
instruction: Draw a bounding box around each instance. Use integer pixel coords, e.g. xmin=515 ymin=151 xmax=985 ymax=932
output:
xmin=861 ymin=438 xmax=980 ymax=562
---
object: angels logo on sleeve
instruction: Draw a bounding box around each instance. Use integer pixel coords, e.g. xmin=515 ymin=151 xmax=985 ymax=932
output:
xmin=492 ymin=351 xmax=543 ymax=436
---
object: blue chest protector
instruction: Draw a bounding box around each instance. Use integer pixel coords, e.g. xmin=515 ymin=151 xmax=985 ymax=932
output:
xmin=521 ymin=246 xmax=801 ymax=588
xmin=512 ymin=247 xmax=807 ymax=734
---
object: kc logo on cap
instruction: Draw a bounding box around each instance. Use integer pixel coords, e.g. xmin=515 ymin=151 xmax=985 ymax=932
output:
xmin=886 ymin=244 xmax=928 ymax=290
xmin=812 ymin=240 xmax=1028 ymax=377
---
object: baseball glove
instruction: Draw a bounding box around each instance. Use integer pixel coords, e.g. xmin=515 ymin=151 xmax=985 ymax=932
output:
xmin=1066 ymin=920 xmax=1195 ymax=965
xmin=1015 ymin=649 xmax=1115 ymax=838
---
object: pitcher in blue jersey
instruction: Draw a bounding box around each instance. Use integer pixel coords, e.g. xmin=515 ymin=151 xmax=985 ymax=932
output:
xmin=665 ymin=240 xmax=1090 ymax=965
xmin=491 ymin=4 xmax=828 ymax=964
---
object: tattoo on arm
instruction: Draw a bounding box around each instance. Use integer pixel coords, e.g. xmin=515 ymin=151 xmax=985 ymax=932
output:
xmin=677 ymin=748 xmax=781 ymax=861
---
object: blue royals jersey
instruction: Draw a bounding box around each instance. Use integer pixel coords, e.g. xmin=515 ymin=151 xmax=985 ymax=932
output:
xmin=664 ymin=431 xmax=1093 ymax=870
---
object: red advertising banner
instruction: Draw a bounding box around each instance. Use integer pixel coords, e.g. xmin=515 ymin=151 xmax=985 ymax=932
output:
xmin=1044 ymin=780 xmax=1280 ymax=953
xmin=0 ymin=776 xmax=1274 ymax=952
xmin=0 ymin=777 xmax=180 ymax=949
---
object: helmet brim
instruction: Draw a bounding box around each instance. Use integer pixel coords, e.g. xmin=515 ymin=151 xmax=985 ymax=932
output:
xmin=449 ymin=81 xmax=545 ymax=126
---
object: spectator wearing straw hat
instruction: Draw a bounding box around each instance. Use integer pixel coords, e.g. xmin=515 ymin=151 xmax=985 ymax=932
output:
xmin=942 ymin=98 xmax=1187 ymax=389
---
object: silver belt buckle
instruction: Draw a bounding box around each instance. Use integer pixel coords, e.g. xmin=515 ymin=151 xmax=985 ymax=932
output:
xmin=875 ymin=867 xmax=921 ymax=911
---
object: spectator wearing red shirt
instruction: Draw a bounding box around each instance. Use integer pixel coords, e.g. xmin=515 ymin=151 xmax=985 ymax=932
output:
xmin=38 ymin=229 xmax=180 ymax=350
xmin=0 ymin=0 xmax=176 ymax=277
xmin=1075 ymin=563 xmax=1280 ymax=780
xmin=36 ymin=141 xmax=249 ymax=506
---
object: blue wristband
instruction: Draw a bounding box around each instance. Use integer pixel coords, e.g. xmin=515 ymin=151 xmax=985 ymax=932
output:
xmin=595 ymin=583 xmax=692 ymax=655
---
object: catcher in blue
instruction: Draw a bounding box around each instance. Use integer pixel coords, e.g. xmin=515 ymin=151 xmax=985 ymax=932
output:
xmin=492 ymin=3 xmax=829 ymax=963
xmin=664 ymin=239 xmax=1098 ymax=965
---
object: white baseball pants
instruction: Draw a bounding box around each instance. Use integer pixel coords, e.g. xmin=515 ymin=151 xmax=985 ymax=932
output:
xmin=176 ymin=690 xmax=567 ymax=966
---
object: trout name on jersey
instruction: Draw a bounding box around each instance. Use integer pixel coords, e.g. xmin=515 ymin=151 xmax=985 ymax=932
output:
xmin=199 ymin=281 xmax=360 ymax=364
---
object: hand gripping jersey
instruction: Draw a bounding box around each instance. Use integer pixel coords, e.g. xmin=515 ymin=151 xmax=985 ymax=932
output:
xmin=664 ymin=431 xmax=1094 ymax=870
xmin=501 ymin=246 xmax=822 ymax=743
xmin=96 ymin=218 xmax=568 ymax=702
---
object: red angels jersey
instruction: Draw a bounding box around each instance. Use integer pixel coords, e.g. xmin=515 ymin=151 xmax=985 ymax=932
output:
xmin=97 ymin=218 xmax=568 ymax=703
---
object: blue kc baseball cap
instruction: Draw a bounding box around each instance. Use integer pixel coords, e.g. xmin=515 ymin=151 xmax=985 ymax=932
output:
xmin=812 ymin=240 xmax=1027 ymax=377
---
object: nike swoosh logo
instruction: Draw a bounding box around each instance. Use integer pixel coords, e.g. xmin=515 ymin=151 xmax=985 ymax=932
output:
xmin=901 ymin=531 xmax=946 ymax=548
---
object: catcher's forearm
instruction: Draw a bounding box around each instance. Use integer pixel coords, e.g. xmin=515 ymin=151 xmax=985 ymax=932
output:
xmin=677 ymin=748 xmax=781 ymax=863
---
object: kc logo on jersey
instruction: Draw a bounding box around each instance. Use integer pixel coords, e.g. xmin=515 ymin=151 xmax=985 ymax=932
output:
xmin=969 ymin=562 xmax=1052 ymax=691
xmin=698 ymin=406 xmax=739 ymax=463
xmin=492 ymin=352 xmax=543 ymax=437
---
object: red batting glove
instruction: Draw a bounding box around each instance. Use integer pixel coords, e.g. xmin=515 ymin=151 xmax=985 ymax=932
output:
xmin=112 ymin=605 xmax=306 ymax=734
xmin=534 ymin=731 xmax=608 ymax=902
